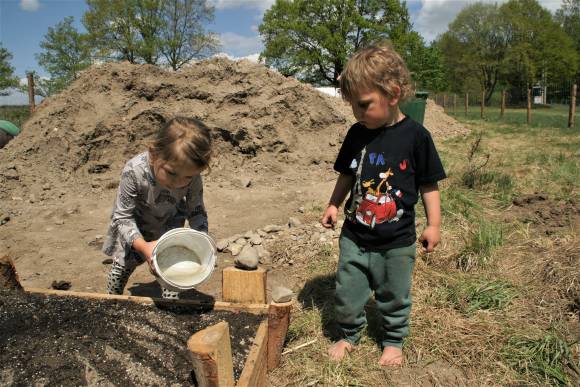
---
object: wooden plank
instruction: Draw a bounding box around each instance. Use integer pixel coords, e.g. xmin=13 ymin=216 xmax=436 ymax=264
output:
xmin=188 ymin=321 xmax=235 ymax=387
xmin=267 ymin=301 xmax=292 ymax=370
xmin=237 ymin=320 xmax=268 ymax=387
xmin=222 ymin=267 xmax=267 ymax=304
xmin=24 ymin=288 xmax=268 ymax=314
xmin=0 ymin=255 xmax=23 ymax=290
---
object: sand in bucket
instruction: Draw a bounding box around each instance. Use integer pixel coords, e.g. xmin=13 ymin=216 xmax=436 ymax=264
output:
xmin=157 ymin=246 xmax=202 ymax=286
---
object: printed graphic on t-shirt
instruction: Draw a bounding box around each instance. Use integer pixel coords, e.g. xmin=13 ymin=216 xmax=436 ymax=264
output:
xmin=353 ymin=166 xmax=404 ymax=229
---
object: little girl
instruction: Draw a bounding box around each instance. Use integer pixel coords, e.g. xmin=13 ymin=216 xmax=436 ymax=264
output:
xmin=102 ymin=117 xmax=212 ymax=299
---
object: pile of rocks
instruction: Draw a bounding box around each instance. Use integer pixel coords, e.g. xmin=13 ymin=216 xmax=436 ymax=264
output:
xmin=217 ymin=217 xmax=343 ymax=270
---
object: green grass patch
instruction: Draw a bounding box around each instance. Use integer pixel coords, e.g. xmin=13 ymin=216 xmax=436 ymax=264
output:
xmin=0 ymin=105 xmax=30 ymax=129
xmin=501 ymin=332 xmax=579 ymax=386
xmin=457 ymin=220 xmax=503 ymax=271
xmin=441 ymin=187 xmax=481 ymax=220
xmin=442 ymin=278 xmax=516 ymax=314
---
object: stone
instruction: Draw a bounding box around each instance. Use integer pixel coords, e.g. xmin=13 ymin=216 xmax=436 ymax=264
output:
xmin=249 ymin=234 xmax=262 ymax=245
xmin=272 ymin=286 xmax=293 ymax=303
xmin=257 ymin=229 xmax=267 ymax=237
xmin=54 ymin=218 xmax=65 ymax=225
xmin=216 ymin=239 xmax=229 ymax=252
xmin=3 ymin=169 xmax=19 ymax=180
xmin=244 ymin=230 xmax=255 ymax=239
xmin=228 ymin=243 xmax=243 ymax=256
xmin=263 ymin=224 xmax=283 ymax=233
xmin=256 ymin=245 xmax=271 ymax=265
xmin=239 ymin=177 xmax=252 ymax=188
xmin=42 ymin=183 xmax=51 ymax=191
xmin=234 ymin=245 xmax=259 ymax=270
xmin=288 ymin=217 xmax=302 ymax=228
xmin=29 ymin=194 xmax=37 ymax=204
xmin=298 ymin=206 xmax=305 ymax=213
xmin=234 ymin=237 xmax=247 ymax=247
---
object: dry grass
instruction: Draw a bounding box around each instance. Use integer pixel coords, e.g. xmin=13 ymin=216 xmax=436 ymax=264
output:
xmin=269 ymin=119 xmax=579 ymax=386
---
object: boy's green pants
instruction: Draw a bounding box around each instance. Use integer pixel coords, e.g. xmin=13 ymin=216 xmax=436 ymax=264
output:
xmin=334 ymin=235 xmax=416 ymax=348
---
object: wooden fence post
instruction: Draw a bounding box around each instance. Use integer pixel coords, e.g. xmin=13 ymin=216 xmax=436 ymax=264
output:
xmin=480 ymin=89 xmax=485 ymax=119
xmin=569 ymin=84 xmax=577 ymax=128
xmin=188 ymin=321 xmax=235 ymax=387
xmin=27 ymin=72 xmax=35 ymax=114
xmin=527 ymin=88 xmax=532 ymax=125
xmin=267 ymin=301 xmax=292 ymax=370
xmin=465 ymin=92 xmax=469 ymax=114
xmin=500 ymin=90 xmax=506 ymax=119
xmin=453 ymin=94 xmax=457 ymax=114
xmin=443 ymin=94 xmax=447 ymax=110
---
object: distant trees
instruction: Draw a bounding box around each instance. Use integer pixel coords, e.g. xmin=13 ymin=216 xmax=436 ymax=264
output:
xmin=82 ymin=0 xmax=218 ymax=67
xmin=0 ymin=45 xmax=19 ymax=96
xmin=438 ymin=0 xmax=578 ymax=103
xmin=259 ymin=0 xmax=445 ymax=89
xmin=36 ymin=16 xmax=92 ymax=95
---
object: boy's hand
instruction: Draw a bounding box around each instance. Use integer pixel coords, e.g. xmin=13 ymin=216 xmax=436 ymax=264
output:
xmin=321 ymin=205 xmax=338 ymax=229
xmin=419 ymin=225 xmax=440 ymax=253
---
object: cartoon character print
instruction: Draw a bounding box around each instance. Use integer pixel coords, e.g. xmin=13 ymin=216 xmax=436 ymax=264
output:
xmin=355 ymin=167 xmax=404 ymax=229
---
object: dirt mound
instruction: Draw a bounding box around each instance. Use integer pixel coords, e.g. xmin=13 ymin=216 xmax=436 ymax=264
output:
xmin=0 ymin=58 xmax=352 ymax=198
xmin=423 ymin=99 xmax=469 ymax=139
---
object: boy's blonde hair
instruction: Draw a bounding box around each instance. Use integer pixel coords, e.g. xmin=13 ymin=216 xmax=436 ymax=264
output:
xmin=339 ymin=44 xmax=414 ymax=103
xmin=150 ymin=117 xmax=212 ymax=169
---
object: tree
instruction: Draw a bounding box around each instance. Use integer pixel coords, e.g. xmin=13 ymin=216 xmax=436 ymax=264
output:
xmin=35 ymin=16 xmax=92 ymax=95
xmin=83 ymin=0 xmax=216 ymax=67
xmin=437 ymin=3 xmax=509 ymax=103
xmin=555 ymin=0 xmax=580 ymax=72
xmin=259 ymin=0 xmax=422 ymax=86
xmin=0 ymin=45 xmax=19 ymax=96
xmin=501 ymin=0 xmax=577 ymax=102
xmin=160 ymin=0 xmax=219 ymax=70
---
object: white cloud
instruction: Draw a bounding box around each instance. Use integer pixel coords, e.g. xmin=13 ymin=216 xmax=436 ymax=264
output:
xmin=219 ymin=32 xmax=263 ymax=57
xmin=20 ymin=0 xmax=40 ymax=12
xmin=411 ymin=0 xmax=563 ymax=43
xmin=213 ymin=52 xmax=262 ymax=63
xmin=209 ymin=0 xmax=275 ymax=11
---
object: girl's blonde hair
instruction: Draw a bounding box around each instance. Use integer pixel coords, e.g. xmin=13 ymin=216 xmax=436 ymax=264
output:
xmin=149 ymin=117 xmax=212 ymax=169
xmin=339 ymin=43 xmax=414 ymax=103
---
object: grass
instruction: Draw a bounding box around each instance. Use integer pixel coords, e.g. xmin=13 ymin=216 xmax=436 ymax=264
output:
xmin=440 ymin=277 xmax=516 ymax=314
xmin=0 ymin=105 xmax=30 ymax=129
xmin=271 ymin=105 xmax=579 ymax=386
xmin=501 ymin=332 xmax=579 ymax=386
xmin=447 ymin=104 xmax=578 ymax=129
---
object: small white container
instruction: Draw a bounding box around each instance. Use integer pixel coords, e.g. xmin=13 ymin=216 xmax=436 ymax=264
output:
xmin=152 ymin=228 xmax=216 ymax=292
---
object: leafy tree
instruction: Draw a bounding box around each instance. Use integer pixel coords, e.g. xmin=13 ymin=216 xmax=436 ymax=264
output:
xmin=83 ymin=0 xmax=216 ymax=67
xmin=160 ymin=0 xmax=219 ymax=70
xmin=555 ymin=0 xmax=580 ymax=71
xmin=500 ymin=0 xmax=577 ymax=101
xmin=0 ymin=45 xmax=19 ymax=96
xmin=36 ymin=16 xmax=92 ymax=95
xmin=259 ymin=0 xmax=424 ymax=86
xmin=437 ymin=3 xmax=509 ymax=103
xmin=83 ymin=0 xmax=147 ymax=63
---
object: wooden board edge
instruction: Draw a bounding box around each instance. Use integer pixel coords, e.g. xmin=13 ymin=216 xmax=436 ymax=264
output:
xmin=23 ymin=287 xmax=268 ymax=314
xmin=236 ymin=319 xmax=269 ymax=387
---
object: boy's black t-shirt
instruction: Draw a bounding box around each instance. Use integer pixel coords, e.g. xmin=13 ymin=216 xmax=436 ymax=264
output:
xmin=334 ymin=116 xmax=446 ymax=250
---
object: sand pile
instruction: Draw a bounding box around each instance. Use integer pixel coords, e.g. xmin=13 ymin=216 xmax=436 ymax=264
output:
xmin=423 ymin=99 xmax=469 ymax=139
xmin=0 ymin=58 xmax=466 ymax=200
xmin=0 ymin=58 xmax=353 ymax=198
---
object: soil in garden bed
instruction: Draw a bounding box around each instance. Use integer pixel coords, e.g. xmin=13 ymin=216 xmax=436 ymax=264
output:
xmin=0 ymin=289 xmax=263 ymax=385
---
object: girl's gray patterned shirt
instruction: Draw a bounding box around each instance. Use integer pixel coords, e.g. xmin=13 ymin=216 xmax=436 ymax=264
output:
xmin=102 ymin=152 xmax=208 ymax=264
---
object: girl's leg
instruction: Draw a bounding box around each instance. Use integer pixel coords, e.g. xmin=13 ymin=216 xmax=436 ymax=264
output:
xmin=106 ymin=251 xmax=142 ymax=295
xmin=333 ymin=235 xmax=372 ymax=351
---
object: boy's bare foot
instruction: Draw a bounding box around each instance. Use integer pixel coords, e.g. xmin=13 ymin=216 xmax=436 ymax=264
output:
xmin=328 ymin=340 xmax=354 ymax=361
xmin=379 ymin=346 xmax=403 ymax=366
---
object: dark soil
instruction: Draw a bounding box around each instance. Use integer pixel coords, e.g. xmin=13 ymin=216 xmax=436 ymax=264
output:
xmin=511 ymin=194 xmax=579 ymax=235
xmin=0 ymin=289 xmax=263 ymax=386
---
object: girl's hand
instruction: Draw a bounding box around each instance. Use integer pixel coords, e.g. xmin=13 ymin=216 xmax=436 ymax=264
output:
xmin=133 ymin=238 xmax=158 ymax=275
xmin=321 ymin=205 xmax=338 ymax=229
xmin=419 ymin=225 xmax=440 ymax=253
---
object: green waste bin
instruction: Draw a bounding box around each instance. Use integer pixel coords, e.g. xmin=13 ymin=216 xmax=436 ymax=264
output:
xmin=400 ymin=91 xmax=429 ymax=125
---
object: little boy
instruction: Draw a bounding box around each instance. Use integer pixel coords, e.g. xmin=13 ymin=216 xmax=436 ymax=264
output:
xmin=321 ymin=44 xmax=446 ymax=366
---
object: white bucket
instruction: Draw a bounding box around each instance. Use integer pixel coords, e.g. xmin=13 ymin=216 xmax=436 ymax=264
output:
xmin=152 ymin=228 xmax=217 ymax=292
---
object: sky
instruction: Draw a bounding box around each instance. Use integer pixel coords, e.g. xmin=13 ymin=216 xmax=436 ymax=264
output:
xmin=0 ymin=0 xmax=565 ymax=104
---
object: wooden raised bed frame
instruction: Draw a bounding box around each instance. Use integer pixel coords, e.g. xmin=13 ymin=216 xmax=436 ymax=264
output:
xmin=2 ymin=255 xmax=291 ymax=387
